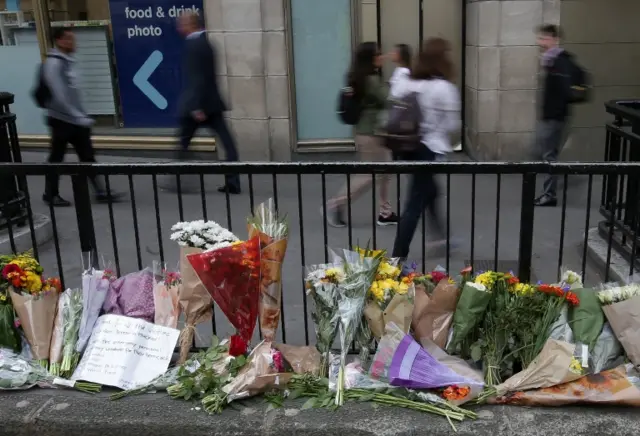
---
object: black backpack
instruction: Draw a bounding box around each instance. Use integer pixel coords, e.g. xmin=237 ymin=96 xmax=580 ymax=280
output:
xmin=567 ymin=55 xmax=591 ymax=104
xmin=376 ymin=92 xmax=423 ymax=152
xmin=32 ymin=54 xmax=67 ymax=108
xmin=337 ymin=86 xmax=363 ymax=125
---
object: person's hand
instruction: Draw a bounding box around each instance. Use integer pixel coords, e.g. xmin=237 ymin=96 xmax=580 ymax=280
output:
xmin=192 ymin=110 xmax=206 ymax=122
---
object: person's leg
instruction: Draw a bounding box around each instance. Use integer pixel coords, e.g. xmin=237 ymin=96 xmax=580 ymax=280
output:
xmin=176 ymin=116 xmax=199 ymax=161
xmin=537 ymin=120 xmax=565 ymax=204
xmin=44 ymin=118 xmax=71 ymax=205
xmin=208 ymin=114 xmax=241 ymax=192
xmin=392 ymin=163 xmax=428 ymax=258
xmin=68 ymin=124 xmax=106 ymax=194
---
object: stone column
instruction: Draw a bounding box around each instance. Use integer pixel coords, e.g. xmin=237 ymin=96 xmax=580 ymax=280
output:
xmin=204 ymin=0 xmax=291 ymax=161
xmin=465 ymin=0 xmax=560 ymax=160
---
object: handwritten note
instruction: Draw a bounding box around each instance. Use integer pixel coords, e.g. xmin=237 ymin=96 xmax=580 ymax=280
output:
xmin=72 ymin=314 xmax=179 ymax=390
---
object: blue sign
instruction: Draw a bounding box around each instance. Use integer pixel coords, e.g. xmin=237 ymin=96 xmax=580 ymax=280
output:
xmin=108 ymin=0 xmax=204 ymax=127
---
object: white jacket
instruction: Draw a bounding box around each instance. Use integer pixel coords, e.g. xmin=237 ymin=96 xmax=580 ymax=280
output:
xmin=391 ymin=76 xmax=461 ymax=154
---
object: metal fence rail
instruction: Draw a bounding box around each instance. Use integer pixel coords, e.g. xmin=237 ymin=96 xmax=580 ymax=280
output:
xmin=0 ymin=160 xmax=638 ymax=346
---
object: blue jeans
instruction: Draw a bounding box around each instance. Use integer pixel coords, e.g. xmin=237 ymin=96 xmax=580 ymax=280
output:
xmin=392 ymin=146 xmax=445 ymax=259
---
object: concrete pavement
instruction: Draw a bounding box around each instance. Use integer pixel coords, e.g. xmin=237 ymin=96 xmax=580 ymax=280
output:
xmin=1 ymin=387 xmax=639 ymax=436
xmin=6 ymin=151 xmax=606 ymax=347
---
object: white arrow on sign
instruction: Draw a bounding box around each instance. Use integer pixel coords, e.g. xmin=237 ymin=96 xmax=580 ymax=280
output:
xmin=133 ymin=50 xmax=168 ymax=110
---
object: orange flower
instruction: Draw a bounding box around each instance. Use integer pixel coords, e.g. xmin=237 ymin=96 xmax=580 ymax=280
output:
xmin=565 ymin=291 xmax=580 ymax=306
xmin=442 ymin=385 xmax=471 ymax=401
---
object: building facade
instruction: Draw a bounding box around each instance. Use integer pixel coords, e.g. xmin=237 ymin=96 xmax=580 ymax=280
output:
xmin=1 ymin=0 xmax=639 ymax=160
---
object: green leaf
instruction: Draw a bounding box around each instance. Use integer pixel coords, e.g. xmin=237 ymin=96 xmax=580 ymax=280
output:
xmin=210 ymin=336 xmax=220 ymax=349
xmin=470 ymin=344 xmax=483 ymax=362
xmin=301 ymin=398 xmax=317 ymax=410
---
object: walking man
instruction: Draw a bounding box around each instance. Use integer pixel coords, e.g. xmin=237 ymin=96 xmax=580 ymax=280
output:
xmin=177 ymin=12 xmax=241 ymax=194
xmin=534 ymin=24 xmax=573 ymax=207
xmin=42 ymin=27 xmax=120 ymax=206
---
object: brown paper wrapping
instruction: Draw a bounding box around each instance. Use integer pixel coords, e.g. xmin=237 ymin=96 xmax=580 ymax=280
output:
xmin=224 ymin=341 xmax=320 ymax=401
xmin=364 ymin=294 xmax=413 ymax=340
xmin=602 ymin=295 xmax=640 ymax=366
xmin=492 ymin=365 xmax=640 ymax=407
xmin=496 ymin=339 xmax=582 ymax=396
xmin=9 ymin=288 xmax=58 ymax=361
xmin=178 ymin=246 xmax=213 ymax=363
xmin=248 ymin=226 xmax=288 ymax=342
xmin=412 ymin=282 xmax=460 ymax=349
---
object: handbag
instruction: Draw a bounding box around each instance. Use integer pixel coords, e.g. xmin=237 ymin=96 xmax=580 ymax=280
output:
xmin=376 ymin=92 xmax=423 ymax=153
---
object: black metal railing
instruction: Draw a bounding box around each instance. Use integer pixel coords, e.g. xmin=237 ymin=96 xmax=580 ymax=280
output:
xmin=0 ymin=161 xmax=638 ymax=346
xmin=601 ymin=100 xmax=640 ymax=271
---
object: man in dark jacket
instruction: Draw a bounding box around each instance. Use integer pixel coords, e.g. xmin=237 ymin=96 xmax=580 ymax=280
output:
xmin=534 ymin=24 xmax=573 ymax=207
xmin=177 ymin=13 xmax=241 ymax=194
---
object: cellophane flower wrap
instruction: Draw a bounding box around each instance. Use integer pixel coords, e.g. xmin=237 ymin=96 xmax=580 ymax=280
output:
xmin=76 ymin=268 xmax=115 ymax=354
xmin=332 ymin=248 xmax=382 ymax=405
xmin=0 ymin=254 xmax=24 ymax=353
xmin=188 ymin=237 xmax=261 ymax=357
xmin=305 ymin=262 xmax=343 ymax=377
xmin=103 ymin=268 xmax=155 ymax=322
xmin=172 ymin=220 xmax=238 ymax=363
xmin=247 ymin=198 xmax=289 ymax=342
xmin=446 ymin=281 xmax=491 ymax=355
xmin=152 ymin=262 xmax=181 ymax=329
xmin=4 ymin=253 xmax=61 ymax=367
xmin=598 ymin=283 xmax=640 ymax=366
xmin=60 ymin=288 xmax=83 ymax=377
xmin=49 ymin=291 xmax=68 ymax=376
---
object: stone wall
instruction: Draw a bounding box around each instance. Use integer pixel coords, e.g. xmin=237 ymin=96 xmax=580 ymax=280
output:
xmin=204 ymin=0 xmax=291 ymax=161
xmin=561 ymin=0 xmax=640 ymax=161
xmin=465 ymin=0 xmax=560 ymax=160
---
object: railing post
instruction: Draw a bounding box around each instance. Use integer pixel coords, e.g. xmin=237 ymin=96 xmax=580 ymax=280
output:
xmin=518 ymin=172 xmax=537 ymax=282
xmin=72 ymin=174 xmax=99 ymax=269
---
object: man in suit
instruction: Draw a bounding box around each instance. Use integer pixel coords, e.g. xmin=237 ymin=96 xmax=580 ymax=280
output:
xmin=177 ymin=12 xmax=241 ymax=194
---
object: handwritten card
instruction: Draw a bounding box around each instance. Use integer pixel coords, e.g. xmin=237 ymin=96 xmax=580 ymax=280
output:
xmin=72 ymin=314 xmax=179 ymax=390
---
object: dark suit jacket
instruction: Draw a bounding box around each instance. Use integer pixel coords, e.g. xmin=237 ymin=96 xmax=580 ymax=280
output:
xmin=179 ymin=32 xmax=227 ymax=117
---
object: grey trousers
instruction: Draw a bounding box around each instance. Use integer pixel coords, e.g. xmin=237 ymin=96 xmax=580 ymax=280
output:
xmin=535 ymin=119 xmax=568 ymax=198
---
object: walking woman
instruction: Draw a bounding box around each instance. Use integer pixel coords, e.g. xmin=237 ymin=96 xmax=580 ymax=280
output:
xmin=326 ymin=42 xmax=398 ymax=227
xmin=389 ymin=44 xmax=412 ymax=98
xmin=391 ymin=38 xmax=461 ymax=259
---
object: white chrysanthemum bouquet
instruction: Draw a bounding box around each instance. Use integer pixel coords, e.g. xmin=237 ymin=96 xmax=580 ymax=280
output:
xmin=170 ymin=220 xmax=239 ymax=252
xmin=598 ymin=283 xmax=640 ymax=367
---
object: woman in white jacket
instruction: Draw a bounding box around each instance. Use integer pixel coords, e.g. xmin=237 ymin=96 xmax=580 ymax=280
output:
xmin=390 ymin=38 xmax=461 ymax=259
xmin=389 ymin=44 xmax=412 ymax=98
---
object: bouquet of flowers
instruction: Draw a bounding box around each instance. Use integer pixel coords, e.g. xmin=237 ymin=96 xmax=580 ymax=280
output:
xmin=152 ymin=262 xmax=181 ymax=329
xmin=412 ymin=269 xmax=459 ymax=349
xmin=188 ymin=237 xmax=261 ymax=357
xmin=103 ymin=268 xmax=155 ymax=322
xmin=4 ymin=253 xmax=61 ymax=367
xmin=332 ymin=248 xmax=382 ymax=405
xmin=49 ymin=291 xmax=66 ymax=375
xmin=171 ymin=220 xmax=238 ymax=363
xmin=363 ymin=256 xmax=415 ymax=341
xmin=247 ymin=198 xmax=289 ymax=342
xmin=0 ymin=349 xmax=99 ymax=393
xmin=568 ymin=286 xmax=604 ymax=351
xmin=305 ymin=263 xmax=343 ymax=377
xmin=60 ymin=288 xmax=83 ymax=377
xmin=446 ymin=276 xmax=492 ymax=355
xmin=76 ymin=268 xmax=115 ymax=353
xmin=0 ymin=254 xmax=23 ymax=352
xmin=598 ymin=283 xmax=640 ymax=366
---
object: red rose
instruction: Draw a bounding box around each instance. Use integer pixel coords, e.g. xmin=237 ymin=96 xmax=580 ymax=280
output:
xmin=2 ymin=264 xmax=21 ymax=280
xmin=229 ymin=334 xmax=247 ymax=357
xmin=431 ymin=271 xmax=448 ymax=283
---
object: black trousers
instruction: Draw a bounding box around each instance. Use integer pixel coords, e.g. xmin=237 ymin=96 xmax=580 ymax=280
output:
xmin=45 ymin=117 xmax=103 ymax=197
xmin=391 ymin=146 xmax=445 ymax=259
xmin=177 ymin=113 xmax=240 ymax=189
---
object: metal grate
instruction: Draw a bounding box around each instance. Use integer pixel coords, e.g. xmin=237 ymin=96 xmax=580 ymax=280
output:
xmin=465 ymin=260 xmax=537 ymax=283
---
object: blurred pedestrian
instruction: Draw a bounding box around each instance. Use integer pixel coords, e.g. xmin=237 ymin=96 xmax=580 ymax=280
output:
xmin=40 ymin=27 xmax=122 ymax=207
xmin=327 ymin=42 xmax=398 ymax=227
xmin=177 ymin=12 xmax=241 ymax=194
xmin=388 ymin=43 xmax=412 ymax=98
xmin=390 ymin=38 xmax=460 ymax=259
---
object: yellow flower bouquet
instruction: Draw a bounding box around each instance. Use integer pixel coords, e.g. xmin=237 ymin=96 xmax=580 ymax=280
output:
xmin=363 ymin=259 xmax=416 ymax=341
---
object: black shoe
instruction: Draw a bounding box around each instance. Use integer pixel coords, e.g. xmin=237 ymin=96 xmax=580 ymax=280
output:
xmin=377 ymin=212 xmax=399 ymax=226
xmin=95 ymin=190 xmax=125 ymax=203
xmin=324 ymin=205 xmax=347 ymax=228
xmin=534 ymin=195 xmax=557 ymax=207
xmin=42 ymin=194 xmax=72 ymax=207
xmin=217 ymin=185 xmax=241 ymax=195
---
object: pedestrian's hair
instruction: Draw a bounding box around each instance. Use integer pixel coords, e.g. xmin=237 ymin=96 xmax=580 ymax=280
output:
xmin=347 ymin=41 xmax=380 ymax=99
xmin=52 ymin=26 xmax=72 ymax=42
xmin=182 ymin=11 xmax=204 ymax=29
xmin=411 ymin=37 xmax=453 ymax=82
xmin=395 ymin=44 xmax=412 ymax=69
xmin=537 ymin=24 xmax=562 ymax=39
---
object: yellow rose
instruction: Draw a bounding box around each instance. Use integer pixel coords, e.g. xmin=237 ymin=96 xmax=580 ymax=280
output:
xmin=396 ymin=282 xmax=409 ymax=295
xmin=23 ymin=271 xmax=42 ymax=294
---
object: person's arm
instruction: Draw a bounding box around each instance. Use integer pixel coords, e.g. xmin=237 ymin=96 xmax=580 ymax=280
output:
xmin=433 ymin=82 xmax=461 ymax=135
xmin=555 ymin=54 xmax=574 ymax=105
xmin=369 ymin=76 xmax=388 ymax=108
xmin=187 ymin=39 xmax=210 ymax=119
xmin=43 ymin=57 xmax=89 ymax=123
